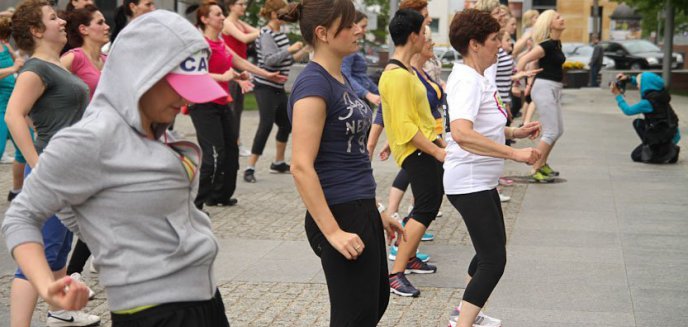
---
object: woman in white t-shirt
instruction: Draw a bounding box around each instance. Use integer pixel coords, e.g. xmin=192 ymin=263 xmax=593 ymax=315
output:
xmin=443 ymin=9 xmax=542 ymax=327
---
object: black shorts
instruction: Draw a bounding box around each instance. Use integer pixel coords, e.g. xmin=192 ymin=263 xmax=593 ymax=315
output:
xmin=111 ymin=289 xmax=230 ymax=327
xmin=401 ymin=150 xmax=444 ymax=227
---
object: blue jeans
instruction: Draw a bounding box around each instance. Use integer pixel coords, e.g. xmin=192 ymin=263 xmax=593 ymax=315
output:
xmin=14 ymin=165 xmax=73 ymax=279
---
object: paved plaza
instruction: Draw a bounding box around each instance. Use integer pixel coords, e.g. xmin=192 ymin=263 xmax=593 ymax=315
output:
xmin=0 ymin=87 xmax=686 ymax=326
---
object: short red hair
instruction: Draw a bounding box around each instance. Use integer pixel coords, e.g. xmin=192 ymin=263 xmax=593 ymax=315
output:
xmin=399 ymin=0 xmax=428 ymax=12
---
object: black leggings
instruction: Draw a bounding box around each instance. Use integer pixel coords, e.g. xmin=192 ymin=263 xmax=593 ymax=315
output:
xmin=251 ymin=84 xmax=291 ymax=156
xmin=190 ymin=102 xmax=239 ymax=207
xmin=66 ymin=239 xmax=90 ymax=275
xmin=447 ymin=189 xmax=506 ymax=308
xmin=305 ymin=199 xmax=389 ymax=327
xmin=401 ymin=151 xmax=443 ymax=227
xmin=391 ymin=169 xmax=410 ymax=191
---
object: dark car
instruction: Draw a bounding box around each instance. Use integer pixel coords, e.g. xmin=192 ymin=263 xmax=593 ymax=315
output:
xmin=600 ymin=40 xmax=684 ymax=70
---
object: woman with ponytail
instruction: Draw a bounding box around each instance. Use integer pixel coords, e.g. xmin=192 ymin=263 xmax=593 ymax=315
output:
xmin=111 ymin=0 xmax=155 ymax=42
xmin=243 ymin=0 xmax=309 ymax=183
xmin=287 ymin=1 xmax=404 ymax=326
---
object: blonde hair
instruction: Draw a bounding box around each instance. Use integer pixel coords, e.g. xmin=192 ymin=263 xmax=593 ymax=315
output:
xmin=531 ymin=9 xmax=556 ymax=44
xmin=499 ymin=4 xmax=511 ymax=17
xmin=474 ymin=0 xmax=499 ymax=12
xmin=522 ymin=9 xmax=538 ymax=30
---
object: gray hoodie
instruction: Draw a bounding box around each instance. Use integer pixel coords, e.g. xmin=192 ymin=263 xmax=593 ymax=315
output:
xmin=2 ymin=10 xmax=219 ymax=311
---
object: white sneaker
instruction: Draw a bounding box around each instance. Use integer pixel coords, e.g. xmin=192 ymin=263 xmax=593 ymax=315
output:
xmin=69 ymin=272 xmax=95 ymax=299
xmin=47 ymin=310 xmax=100 ymax=326
xmin=448 ymin=306 xmax=502 ymax=327
xmin=436 ymin=210 xmax=443 ymax=217
xmin=498 ymin=192 xmax=510 ymax=203
xmin=239 ymin=145 xmax=251 ymax=157
xmin=0 ymin=155 xmax=14 ymax=164
xmin=377 ymin=202 xmax=386 ymax=213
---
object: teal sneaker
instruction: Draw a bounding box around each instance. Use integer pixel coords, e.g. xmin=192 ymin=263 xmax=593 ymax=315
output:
xmin=388 ymin=245 xmax=430 ymax=262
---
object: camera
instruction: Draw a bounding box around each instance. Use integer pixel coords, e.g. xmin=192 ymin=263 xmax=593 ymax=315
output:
xmin=613 ymin=78 xmax=627 ymax=94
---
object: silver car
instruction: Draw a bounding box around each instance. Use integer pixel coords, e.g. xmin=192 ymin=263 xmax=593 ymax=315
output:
xmin=564 ymin=43 xmax=615 ymax=69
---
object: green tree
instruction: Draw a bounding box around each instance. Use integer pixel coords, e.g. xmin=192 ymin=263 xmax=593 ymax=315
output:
xmin=618 ymin=0 xmax=688 ymax=37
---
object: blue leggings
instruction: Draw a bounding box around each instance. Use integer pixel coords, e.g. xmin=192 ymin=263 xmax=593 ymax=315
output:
xmin=14 ymin=165 xmax=73 ymax=279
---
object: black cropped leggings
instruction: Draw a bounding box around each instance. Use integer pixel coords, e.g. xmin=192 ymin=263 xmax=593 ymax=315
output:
xmin=447 ymin=189 xmax=507 ymax=308
xmin=250 ymin=84 xmax=291 ymax=156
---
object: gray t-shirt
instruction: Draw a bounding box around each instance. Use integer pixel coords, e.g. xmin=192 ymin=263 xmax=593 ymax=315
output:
xmin=20 ymin=58 xmax=89 ymax=153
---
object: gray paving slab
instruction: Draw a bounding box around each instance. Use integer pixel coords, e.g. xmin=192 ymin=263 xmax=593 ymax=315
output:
xmin=488 ymin=307 xmax=636 ymax=327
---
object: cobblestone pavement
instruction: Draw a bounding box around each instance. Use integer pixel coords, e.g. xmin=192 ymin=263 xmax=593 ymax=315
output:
xmin=0 ymin=109 xmax=531 ymax=326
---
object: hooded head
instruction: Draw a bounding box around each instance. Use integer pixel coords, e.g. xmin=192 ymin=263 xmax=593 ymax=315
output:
xmin=88 ymin=10 xmax=227 ymax=138
xmin=637 ymin=72 xmax=665 ymax=97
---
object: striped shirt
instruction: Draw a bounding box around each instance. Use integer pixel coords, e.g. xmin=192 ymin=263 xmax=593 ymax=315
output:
xmin=254 ymin=26 xmax=293 ymax=89
xmin=495 ymin=48 xmax=513 ymax=104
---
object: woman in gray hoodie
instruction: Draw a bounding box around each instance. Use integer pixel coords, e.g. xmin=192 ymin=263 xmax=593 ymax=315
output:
xmin=3 ymin=10 xmax=231 ymax=326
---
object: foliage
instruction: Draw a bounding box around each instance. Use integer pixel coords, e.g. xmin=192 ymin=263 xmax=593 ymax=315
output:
xmin=563 ymin=61 xmax=585 ymax=70
xmin=361 ymin=0 xmax=390 ymax=44
xmin=617 ymin=0 xmax=688 ymax=37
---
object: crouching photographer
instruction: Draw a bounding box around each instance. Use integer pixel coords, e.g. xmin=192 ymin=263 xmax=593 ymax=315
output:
xmin=611 ymin=72 xmax=680 ymax=164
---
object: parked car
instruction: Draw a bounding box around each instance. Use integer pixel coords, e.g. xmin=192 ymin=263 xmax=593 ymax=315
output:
xmin=563 ymin=43 xmax=615 ymax=69
xmin=600 ymin=39 xmax=684 ymax=70
xmin=437 ymin=48 xmax=463 ymax=66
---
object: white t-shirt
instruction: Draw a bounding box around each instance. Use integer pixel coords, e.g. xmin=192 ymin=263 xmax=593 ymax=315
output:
xmin=443 ymin=63 xmax=508 ymax=195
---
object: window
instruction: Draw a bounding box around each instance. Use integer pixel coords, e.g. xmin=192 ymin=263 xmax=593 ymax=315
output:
xmin=429 ymin=18 xmax=439 ymax=33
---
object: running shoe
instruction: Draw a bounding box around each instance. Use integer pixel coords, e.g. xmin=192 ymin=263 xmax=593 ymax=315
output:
xmin=669 ymin=146 xmax=680 ymax=164
xmin=47 ymin=309 xmax=100 ymax=326
xmin=530 ymin=170 xmax=554 ymax=183
xmin=89 ymin=260 xmax=98 ymax=274
xmin=498 ymin=192 xmax=511 ymax=203
xmin=389 ymin=272 xmax=420 ymax=297
xmin=404 ymin=256 xmax=437 ymax=274
xmin=239 ymin=145 xmax=251 ymax=157
xmin=448 ymin=306 xmax=502 ymax=327
xmin=269 ymin=162 xmax=291 ymax=174
xmin=69 ymin=273 xmax=95 ymax=300
xmin=539 ymin=163 xmax=560 ymax=177
xmin=401 ymin=215 xmax=434 ymax=242
xmin=436 ymin=210 xmax=443 ymax=217
xmin=388 ymin=245 xmax=430 ymax=262
xmin=244 ymin=168 xmax=256 ymax=183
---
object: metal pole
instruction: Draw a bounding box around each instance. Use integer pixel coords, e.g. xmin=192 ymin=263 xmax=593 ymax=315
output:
xmin=656 ymin=10 xmax=662 ymax=45
xmin=662 ymin=0 xmax=673 ymax=88
xmin=592 ymin=0 xmax=600 ymax=41
xmin=388 ymin=0 xmax=399 ymax=53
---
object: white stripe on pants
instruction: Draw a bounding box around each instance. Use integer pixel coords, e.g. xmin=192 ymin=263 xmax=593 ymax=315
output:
xmin=531 ymin=78 xmax=564 ymax=145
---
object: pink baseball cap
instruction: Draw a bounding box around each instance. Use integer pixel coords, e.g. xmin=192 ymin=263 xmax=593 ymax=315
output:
xmin=165 ymin=49 xmax=228 ymax=103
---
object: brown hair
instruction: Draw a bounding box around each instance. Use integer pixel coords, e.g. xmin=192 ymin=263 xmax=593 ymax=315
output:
xmin=399 ymin=0 xmax=428 ymax=12
xmin=278 ymin=0 xmax=356 ymax=46
xmin=196 ymin=1 xmax=221 ymax=31
xmin=64 ymin=4 xmax=98 ymax=48
xmin=449 ymin=8 xmax=500 ymax=56
xmin=259 ymin=0 xmax=286 ymax=19
xmin=0 ymin=16 xmax=11 ymax=40
xmin=11 ymin=0 xmax=51 ymax=54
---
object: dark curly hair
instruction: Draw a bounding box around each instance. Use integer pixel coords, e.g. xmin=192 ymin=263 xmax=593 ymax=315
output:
xmin=449 ymin=9 xmax=500 ymax=56
xmin=278 ymin=0 xmax=356 ymax=46
xmin=0 ymin=16 xmax=12 ymax=40
xmin=64 ymin=4 xmax=98 ymax=48
xmin=11 ymin=0 xmax=51 ymax=54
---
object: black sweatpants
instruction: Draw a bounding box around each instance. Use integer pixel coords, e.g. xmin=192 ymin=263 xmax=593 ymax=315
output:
xmin=111 ymin=289 xmax=229 ymax=327
xmin=401 ymin=150 xmax=444 ymax=227
xmin=228 ymin=81 xmax=244 ymax=137
xmin=251 ymin=84 xmax=291 ymax=155
xmin=631 ymin=118 xmax=679 ymax=163
xmin=305 ymin=199 xmax=389 ymax=327
xmin=447 ymin=189 xmax=506 ymax=308
xmin=189 ymin=102 xmax=239 ymax=208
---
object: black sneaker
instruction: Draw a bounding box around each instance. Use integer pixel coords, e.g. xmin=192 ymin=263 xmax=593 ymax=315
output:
xmin=244 ymin=169 xmax=256 ymax=183
xmin=269 ymin=162 xmax=290 ymax=174
xmin=7 ymin=190 xmax=19 ymax=202
xmin=669 ymin=146 xmax=680 ymax=164
xmin=389 ymin=272 xmax=420 ymax=297
xmin=205 ymin=198 xmax=238 ymax=207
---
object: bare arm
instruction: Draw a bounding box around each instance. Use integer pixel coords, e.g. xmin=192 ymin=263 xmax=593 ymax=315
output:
xmin=222 ymin=18 xmax=259 ymax=44
xmin=59 ymin=52 xmax=75 ymax=72
xmin=366 ymin=123 xmax=384 ymax=160
xmin=291 ymin=96 xmax=365 ymax=260
xmin=5 ymin=72 xmax=45 ymax=168
xmin=410 ymin=131 xmax=445 ymax=162
xmin=451 ymin=119 xmax=539 ymax=164
xmin=512 ymin=30 xmax=532 ymax=57
xmin=516 ymin=45 xmax=544 ymax=73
